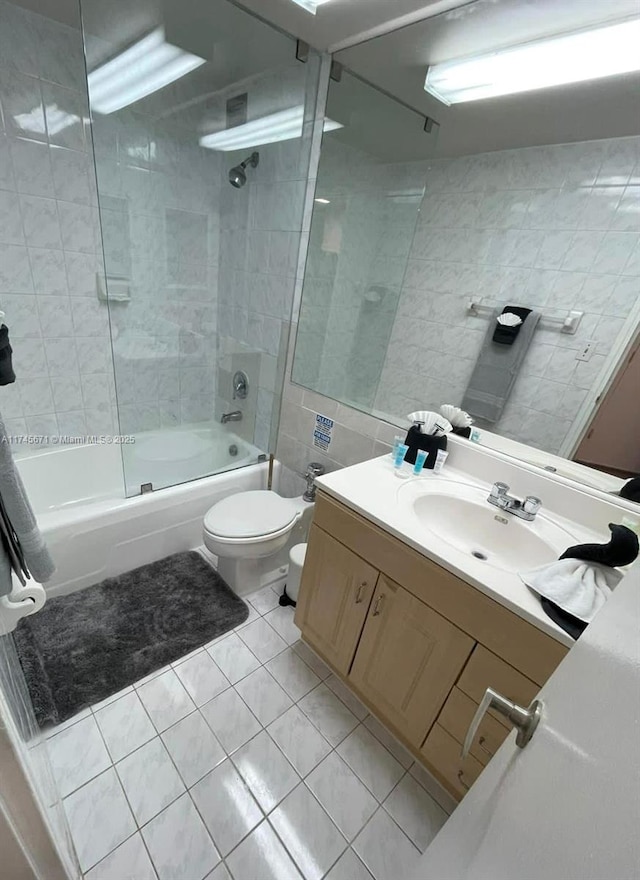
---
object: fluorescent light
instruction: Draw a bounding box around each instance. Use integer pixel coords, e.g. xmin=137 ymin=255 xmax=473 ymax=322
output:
xmin=289 ymin=0 xmax=333 ymax=14
xmin=88 ymin=27 xmax=205 ymax=114
xmin=200 ymin=105 xmax=342 ymax=151
xmin=314 ymin=198 xmax=330 ymax=204
xmin=425 ymin=17 xmax=640 ymax=105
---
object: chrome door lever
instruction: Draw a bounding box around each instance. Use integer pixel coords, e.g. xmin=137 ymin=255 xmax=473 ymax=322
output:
xmin=462 ymin=687 xmax=543 ymax=759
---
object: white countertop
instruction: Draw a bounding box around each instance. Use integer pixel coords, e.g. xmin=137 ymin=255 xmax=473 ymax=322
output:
xmin=315 ymin=456 xmax=594 ymax=649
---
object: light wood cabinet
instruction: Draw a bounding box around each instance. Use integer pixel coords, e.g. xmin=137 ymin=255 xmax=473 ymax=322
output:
xmin=350 ymin=576 xmax=474 ymax=748
xmin=295 ymin=493 xmax=569 ymax=802
xmin=294 ymin=524 xmax=378 ymax=675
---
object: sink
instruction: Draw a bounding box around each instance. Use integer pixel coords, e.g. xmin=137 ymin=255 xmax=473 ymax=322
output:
xmin=400 ymin=480 xmax=576 ymax=573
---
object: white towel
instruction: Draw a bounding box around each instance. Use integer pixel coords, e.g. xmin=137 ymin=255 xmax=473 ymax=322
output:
xmin=520 ymin=559 xmax=622 ymax=622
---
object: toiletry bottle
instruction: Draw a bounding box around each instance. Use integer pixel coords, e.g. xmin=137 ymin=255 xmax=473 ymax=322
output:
xmin=393 ymin=443 xmax=409 ymax=478
xmin=413 ymin=449 xmax=428 ymax=475
xmin=391 ymin=435 xmax=404 ymax=460
xmin=432 ymin=449 xmax=449 ymax=474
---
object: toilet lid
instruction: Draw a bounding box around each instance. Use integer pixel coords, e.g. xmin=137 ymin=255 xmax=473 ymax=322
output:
xmin=204 ymin=490 xmax=299 ymax=539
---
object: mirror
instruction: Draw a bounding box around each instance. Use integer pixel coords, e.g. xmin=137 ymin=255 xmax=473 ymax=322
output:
xmin=292 ymin=0 xmax=640 ymax=499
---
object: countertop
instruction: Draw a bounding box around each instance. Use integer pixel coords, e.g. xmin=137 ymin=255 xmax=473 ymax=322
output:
xmin=315 ymin=456 xmax=591 ymax=648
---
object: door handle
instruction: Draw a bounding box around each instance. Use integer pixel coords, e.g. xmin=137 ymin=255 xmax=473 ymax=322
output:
xmin=355 ymin=582 xmax=367 ymax=604
xmin=462 ymin=687 xmax=543 ymax=759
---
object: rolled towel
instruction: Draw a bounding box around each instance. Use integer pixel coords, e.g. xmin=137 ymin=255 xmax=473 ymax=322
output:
xmin=619 ymin=477 xmax=640 ymax=504
xmin=560 ymin=523 xmax=639 ymax=568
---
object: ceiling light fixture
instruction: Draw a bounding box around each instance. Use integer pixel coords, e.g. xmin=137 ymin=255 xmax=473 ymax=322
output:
xmin=289 ymin=0 xmax=333 ymax=14
xmin=88 ymin=27 xmax=205 ymax=114
xmin=424 ymin=17 xmax=640 ymax=105
xmin=200 ymin=105 xmax=342 ymax=151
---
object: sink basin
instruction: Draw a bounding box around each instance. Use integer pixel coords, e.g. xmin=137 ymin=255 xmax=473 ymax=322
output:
xmin=401 ymin=480 xmax=576 ymax=573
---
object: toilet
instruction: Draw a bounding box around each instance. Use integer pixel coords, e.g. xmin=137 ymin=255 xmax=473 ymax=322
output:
xmin=203 ymin=490 xmax=312 ymax=596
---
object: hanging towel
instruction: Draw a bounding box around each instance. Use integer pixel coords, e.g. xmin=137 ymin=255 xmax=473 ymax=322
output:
xmin=461 ymin=306 xmax=540 ymax=424
xmin=0 ymin=411 xmax=54 ymax=597
xmin=560 ymin=523 xmax=639 ymax=568
xmin=0 ymin=325 xmax=16 ymax=386
xmin=520 ymin=558 xmax=622 ymax=623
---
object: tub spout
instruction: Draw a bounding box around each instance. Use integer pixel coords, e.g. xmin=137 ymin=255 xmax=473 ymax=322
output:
xmin=221 ymin=411 xmax=242 ymax=424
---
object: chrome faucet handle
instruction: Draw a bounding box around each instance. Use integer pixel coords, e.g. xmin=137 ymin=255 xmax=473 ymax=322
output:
xmin=490 ymin=482 xmax=509 ymax=499
xmin=303 ymin=462 xmax=325 ymax=503
xmin=523 ymin=496 xmax=542 ymax=515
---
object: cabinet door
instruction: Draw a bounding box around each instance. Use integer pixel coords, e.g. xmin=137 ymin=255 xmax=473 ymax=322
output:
xmin=350 ymin=576 xmax=474 ymax=747
xmin=295 ymin=525 xmax=378 ymax=675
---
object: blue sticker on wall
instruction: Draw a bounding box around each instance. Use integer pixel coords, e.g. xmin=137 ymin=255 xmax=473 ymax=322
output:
xmin=313 ymin=414 xmax=334 ymax=451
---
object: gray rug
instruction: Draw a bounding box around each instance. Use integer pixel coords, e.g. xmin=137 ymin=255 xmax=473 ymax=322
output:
xmin=14 ymin=551 xmax=248 ymax=727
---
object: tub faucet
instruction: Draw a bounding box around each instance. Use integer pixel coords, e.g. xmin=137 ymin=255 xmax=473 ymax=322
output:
xmin=488 ymin=482 xmax=542 ymax=521
xmin=221 ymin=410 xmax=242 ymax=424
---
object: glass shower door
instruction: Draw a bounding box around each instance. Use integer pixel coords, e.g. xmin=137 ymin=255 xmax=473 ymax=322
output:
xmin=82 ymin=0 xmax=320 ymax=494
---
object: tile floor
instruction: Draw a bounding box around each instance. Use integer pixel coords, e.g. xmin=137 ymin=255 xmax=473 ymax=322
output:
xmin=43 ymin=582 xmax=451 ymax=880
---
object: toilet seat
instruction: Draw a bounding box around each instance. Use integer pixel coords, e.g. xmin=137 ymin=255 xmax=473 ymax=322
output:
xmin=204 ymin=490 xmax=300 ymax=542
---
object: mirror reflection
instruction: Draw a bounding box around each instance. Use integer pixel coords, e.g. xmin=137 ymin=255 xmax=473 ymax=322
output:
xmin=293 ymin=1 xmax=639 ymax=499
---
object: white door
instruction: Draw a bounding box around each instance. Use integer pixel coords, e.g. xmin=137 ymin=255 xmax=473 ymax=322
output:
xmin=409 ymin=565 xmax=640 ymax=880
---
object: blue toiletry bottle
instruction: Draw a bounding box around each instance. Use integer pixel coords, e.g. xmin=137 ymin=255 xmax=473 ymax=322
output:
xmin=393 ymin=443 xmax=409 ymax=478
xmin=413 ymin=449 xmax=428 ymax=475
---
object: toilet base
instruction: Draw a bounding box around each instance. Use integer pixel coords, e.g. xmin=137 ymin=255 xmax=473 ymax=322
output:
xmin=216 ymin=554 xmax=287 ymax=597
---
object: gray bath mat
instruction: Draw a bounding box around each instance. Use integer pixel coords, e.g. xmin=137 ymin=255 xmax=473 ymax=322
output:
xmin=14 ymin=551 xmax=248 ymax=727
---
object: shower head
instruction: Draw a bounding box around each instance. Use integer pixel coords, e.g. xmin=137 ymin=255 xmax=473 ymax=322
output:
xmin=228 ymin=151 xmax=259 ymax=188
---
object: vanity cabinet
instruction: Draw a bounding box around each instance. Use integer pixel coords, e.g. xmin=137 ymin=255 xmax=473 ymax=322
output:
xmin=295 ymin=492 xmax=569 ymax=802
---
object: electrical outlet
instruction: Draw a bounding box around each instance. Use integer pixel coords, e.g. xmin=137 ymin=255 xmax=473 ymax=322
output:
xmin=576 ymin=341 xmax=595 ymax=362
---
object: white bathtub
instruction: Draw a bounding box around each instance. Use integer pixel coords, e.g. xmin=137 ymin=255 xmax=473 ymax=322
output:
xmin=16 ymin=427 xmax=272 ymax=598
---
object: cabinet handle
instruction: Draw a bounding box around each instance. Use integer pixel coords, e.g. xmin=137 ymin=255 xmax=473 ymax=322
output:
xmin=457 ymin=770 xmax=472 ymax=791
xmin=372 ymin=594 xmax=385 ymax=616
xmin=355 ymin=582 xmax=367 ymax=604
xmin=477 ymin=735 xmax=494 ymax=757
xmin=462 ymin=687 xmax=543 ymax=759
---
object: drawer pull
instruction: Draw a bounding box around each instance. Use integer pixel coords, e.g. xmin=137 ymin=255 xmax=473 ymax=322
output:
xmin=457 ymin=770 xmax=472 ymax=791
xmin=372 ymin=594 xmax=385 ymax=616
xmin=355 ymin=583 xmax=367 ymax=604
xmin=477 ymin=735 xmax=494 ymax=757
xmin=462 ymin=687 xmax=543 ymax=759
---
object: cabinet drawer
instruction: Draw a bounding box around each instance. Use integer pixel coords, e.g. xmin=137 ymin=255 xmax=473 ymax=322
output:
xmin=421 ymin=724 xmax=484 ymax=801
xmin=458 ymin=645 xmax=539 ymax=714
xmin=437 ymin=687 xmax=510 ymax=766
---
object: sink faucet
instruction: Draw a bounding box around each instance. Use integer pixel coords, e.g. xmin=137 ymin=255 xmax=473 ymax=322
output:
xmin=487 ymin=482 xmax=542 ymax=521
xmin=221 ymin=410 xmax=242 ymax=424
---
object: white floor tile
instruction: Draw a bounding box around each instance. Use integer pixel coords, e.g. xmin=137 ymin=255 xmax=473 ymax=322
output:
xmin=91 ymin=686 xmax=135 ymax=713
xmin=325 ymin=848 xmax=374 ymax=880
xmin=94 ymin=692 xmax=156 ymax=763
xmin=44 ymin=707 xmax=92 ymax=739
xmin=205 ymin=864 xmax=233 ymax=880
xmin=325 ymin=675 xmax=369 ymax=721
xmin=142 ymin=793 xmax=220 ymax=880
xmin=264 ymin=606 xmax=301 ymax=645
xmin=206 ymin=633 xmax=261 ymax=684
xmin=137 ymin=670 xmax=196 ymax=732
xmin=174 ymin=652 xmax=230 ymax=706
xmin=298 ymin=684 xmax=359 ymax=747
xmin=234 ymin=604 xmax=260 ymax=631
xmin=248 ymin=584 xmax=281 ymax=615
xmin=352 ymin=809 xmax=420 ymax=880
xmin=200 ymin=689 xmax=261 ymax=755
xmin=116 ymin=738 xmax=185 ymax=826
xmin=235 ymin=667 xmax=293 ymax=726
xmin=270 ymin=784 xmax=347 ymax=880
xmin=383 ymin=774 xmax=448 ymax=852
xmin=306 ymin=753 xmax=377 ymax=843
xmin=63 ymin=768 xmax=136 ymax=872
xmin=48 ymin=715 xmax=111 ymax=798
xmin=232 ymin=730 xmax=299 ymax=813
xmin=238 ymin=618 xmax=288 ymax=663
xmin=267 ymin=707 xmax=331 ymax=777
xmin=162 ymin=711 xmax=225 ymax=788
xmin=133 ymin=664 xmax=173 ymax=689
xmin=292 ymin=642 xmax=332 ymax=680
xmin=226 ymin=821 xmax=302 ymax=880
xmin=266 ymin=648 xmax=321 ymax=701
xmin=84 ymin=832 xmax=157 ymax=880
xmin=363 ymin=716 xmax=414 ymax=770
xmin=337 ymin=726 xmax=404 ymax=802
xmin=170 ymin=646 xmax=205 ymax=668
xmin=409 ymin=762 xmax=458 ymax=816
xmin=191 ymin=759 xmax=262 ymax=857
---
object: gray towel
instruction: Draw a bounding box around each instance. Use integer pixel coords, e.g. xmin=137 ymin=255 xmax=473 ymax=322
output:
xmin=0 ymin=411 xmax=55 ymax=596
xmin=461 ymin=307 xmax=540 ymax=424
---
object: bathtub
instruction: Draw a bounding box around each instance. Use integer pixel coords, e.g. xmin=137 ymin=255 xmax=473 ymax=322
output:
xmin=16 ymin=425 xmax=272 ymax=598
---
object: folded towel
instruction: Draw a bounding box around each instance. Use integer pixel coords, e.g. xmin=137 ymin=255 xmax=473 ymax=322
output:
xmin=492 ymin=306 xmax=532 ymax=346
xmin=462 ymin=306 xmax=540 ymax=424
xmin=560 ymin=523 xmax=639 ymax=568
xmin=520 ymin=558 xmax=622 ymax=623
xmin=0 ymin=325 xmax=16 ymax=386
xmin=620 ymin=477 xmax=640 ymax=503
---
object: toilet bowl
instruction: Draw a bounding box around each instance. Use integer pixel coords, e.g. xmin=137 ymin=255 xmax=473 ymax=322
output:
xmin=203 ymin=490 xmax=311 ymax=595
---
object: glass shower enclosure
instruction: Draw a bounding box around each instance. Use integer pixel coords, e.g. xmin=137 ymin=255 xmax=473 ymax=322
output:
xmin=84 ymin=0 xmax=321 ymax=494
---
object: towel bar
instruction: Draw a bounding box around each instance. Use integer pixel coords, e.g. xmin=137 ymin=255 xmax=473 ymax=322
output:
xmin=467 ymin=301 xmax=583 ymax=334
